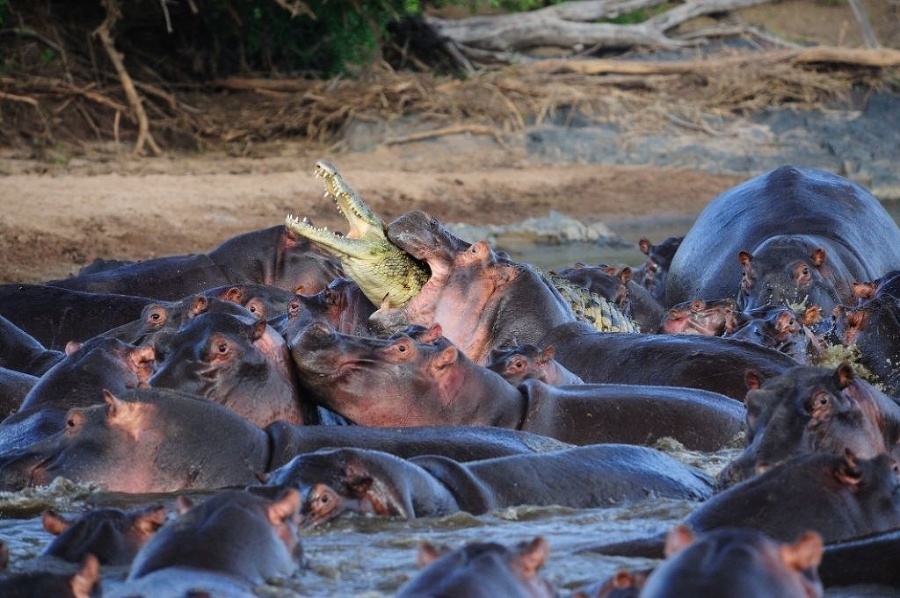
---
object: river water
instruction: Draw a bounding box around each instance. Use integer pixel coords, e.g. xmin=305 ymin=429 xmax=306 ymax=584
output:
xmin=2 ymin=207 xmax=899 ymax=596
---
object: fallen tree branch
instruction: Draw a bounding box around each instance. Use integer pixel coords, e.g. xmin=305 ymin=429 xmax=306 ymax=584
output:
xmin=523 ymin=47 xmax=900 ymax=76
xmin=383 ymin=123 xmax=508 ymax=149
xmin=94 ymin=0 xmax=162 ymax=156
xmin=426 ymin=0 xmax=774 ymax=56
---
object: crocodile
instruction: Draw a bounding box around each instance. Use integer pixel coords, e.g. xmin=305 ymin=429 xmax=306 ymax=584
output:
xmin=285 ymin=160 xmax=429 ymax=308
xmin=286 ymin=160 xmax=638 ymax=333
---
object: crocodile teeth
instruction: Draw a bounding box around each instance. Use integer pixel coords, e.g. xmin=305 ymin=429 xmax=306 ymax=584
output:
xmin=303 ymin=217 xmax=311 ymax=224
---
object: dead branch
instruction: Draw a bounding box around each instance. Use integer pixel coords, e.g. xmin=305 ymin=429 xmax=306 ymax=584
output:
xmin=426 ymin=0 xmax=775 ymax=59
xmin=524 ymin=47 xmax=900 ymax=76
xmin=94 ymin=0 xmax=162 ymax=156
xmin=383 ymin=124 xmax=508 ymax=149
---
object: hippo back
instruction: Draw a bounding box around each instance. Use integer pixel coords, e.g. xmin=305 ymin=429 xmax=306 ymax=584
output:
xmin=666 ymin=166 xmax=900 ymax=307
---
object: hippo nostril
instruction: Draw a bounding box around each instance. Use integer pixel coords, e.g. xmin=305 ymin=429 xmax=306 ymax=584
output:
xmin=755 ymin=462 xmax=772 ymax=475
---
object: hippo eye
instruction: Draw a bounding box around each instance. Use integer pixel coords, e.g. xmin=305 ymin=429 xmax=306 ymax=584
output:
xmin=149 ymin=313 xmax=160 ymax=321
xmin=216 ymin=342 xmax=229 ymax=354
xmin=397 ymin=343 xmax=407 ymax=353
xmin=67 ymin=418 xmax=75 ymax=428
xmin=812 ymin=392 xmax=829 ymax=409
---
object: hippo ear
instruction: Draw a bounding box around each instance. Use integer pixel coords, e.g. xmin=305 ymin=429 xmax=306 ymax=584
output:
xmin=639 ymin=238 xmax=653 ymax=256
xmin=135 ymin=505 xmax=168 ymax=537
xmin=175 ymin=496 xmax=195 ymax=516
xmin=745 ymin=369 xmax=763 ymax=391
xmin=0 ymin=541 xmax=7 ymax=571
xmin=664 ymin=524 xmax=695 ymax=557
xmin=190 ymin=295 xmax=210 ymax=317
xmin=618 ymin=266 xmax=633 ymax=284
xmin=852 ymin=281 xmax=877 ymax=301
xmin=418 ymin=324 xmax=443 ymax=344
xmin=737 ymin=250 xmax=753 ymax=265
xmin=835 ymin=449 xmax=863 ymax=488
xmin=612 ymin=568 xmax=636 ymax=589
xmin=417 ymin=542 xmax=445 ymax=567
xmin=250 ymin=318 xmax=268 ymax=341
xmin=222 ymin=286 xmax=245 ymax=305
xmin=779 ymin=530 xmax=824 ymax=572
xmin=513 ymin=537 xmax=549 ymax=579
xmin=538 ymin=346 xmax=556 ymax=365
xmin=42 ymin=510 xmax=71 ymax=535
xmin=802 ymin=306 xmax=821 ymax=326
xmin=268 ymin=488 xmax=301 ymax=526
xmin=429 ymin=345 xmax=458 ymax=373
xmin=69 ymin=553 xmax=100 ymax=598
xmin=834 ymin=362 xmax=855 ymax=389
xmin=64 ymin=341 xmax=82 ymax=356
xmin=103 ymin=390 xmax=144 ymax=438
xmin=810 ymin=248 xmax=826 ymax=267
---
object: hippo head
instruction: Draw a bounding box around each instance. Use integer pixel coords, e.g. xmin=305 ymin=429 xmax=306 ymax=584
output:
xmin=42 ymin=505 xmax=168 ymax=566
xmin=264 ymin=449 xmax=418 ymax=528
xmin=397 ymin=537 xmax=555 ymax=598
xmin=639 ymin=525 xmax=823 ymax=598
xmin=638 ymin=236 xmax=683 ymax=302
xmin=281 ymin=278 xmax=376 ymax=341
xmin=660 ymin=298 xmax=738 ymax=336
xmin=836 ymin=298 xmax=900 ymax=395
xmin=737 ymin=240 xmax=842 ymax=313
xmin=718 ymin=363 xmax=888 ymax=489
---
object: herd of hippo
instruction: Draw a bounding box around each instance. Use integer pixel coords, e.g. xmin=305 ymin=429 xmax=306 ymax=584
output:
xmin=2 ymin=163 xmax=900 ymax=596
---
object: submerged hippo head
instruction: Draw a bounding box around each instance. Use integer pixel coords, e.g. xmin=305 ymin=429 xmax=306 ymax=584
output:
xmin=718 ymin=363 xmax=894 ymax=489
xmin=128 ymin=489 xmax=303 ymax=586
xmin=640 ymin=525 xmax=823 ymax=598
xmin=737 ymin=238 xmax=844 ymax=313
xmin=396 ymin=537 xmax=555 ymax=598
xmin=42 ymin=504 xmax=168 ymax=566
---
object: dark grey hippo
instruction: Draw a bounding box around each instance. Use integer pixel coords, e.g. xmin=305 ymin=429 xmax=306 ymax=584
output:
xmin=665 ymin=166 xmax=900 ymax=313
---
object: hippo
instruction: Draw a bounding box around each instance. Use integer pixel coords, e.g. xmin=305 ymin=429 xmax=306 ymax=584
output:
xmin=148 ymin=311 xmax=306 ymax=427
xmin=836 ymin=275 xmax=900 ymax=395
xmin=570 ymin=568 xmax=652 ymax=598
xmin=486 ymin=343 xmax=584 ymax=386
xmin=198 ymin=283 xmax=297 ymax=321
xmin=395 ymin=537 xmax=555 ymax=598
xmin=665 ymin=166 xmax=900 ymax=313
xmin=0 ymin=387 xmax=570 ymax=493
xmin=585 ymin=450 xmax=900 ymax=559
xmin=291 ymin=322 xmax=745 ymax=450
xmin=42 ymin=505 xmax=167 ymax=566
xmin=637 ymin=235 xmax=683 ymax=303
xmin=538 ymin=321 xmax=797 ymax=402
xmin=46 ymin=225 xmax=342 ymax=300
xmin=118 ymin=489 xmax=302 ymax=596
xmin=373 ymin=210 xmax=575 ymax=364
xmin=276 ymin=277 xmax=377 ymax=341
xmin=0 ymin=553 xmax=100 ymax=598
xmin=725 ymin=304 xmax=824 ymax=364
xmin=0 ymin=367 xmax=37 ymax=417
xmin=0 ymin=336 xmax=154 ymax=456
xmin=819 ymin=528 xmax=900 ymax=587
xmin=0 ymin=284 xmax=154 ymax=351
xmin=639 ymin=525 xmax=824 ymax=598
xmin=688 ymin=450 xmax=900 ymax=545
xmin=263 ymin=445 xmax=713 ymax=525
xmin=0 ymin=313 xmax=66 ymax=376
xmin=0 ymin=388 xmax=271 ymax=493
xmin=717 ymin=362 xmax=900 ymax=488
xmin=658 ymin=297 xmax=739 ymax=336
xmin=102 ymin=293 xmax=254 ymax=360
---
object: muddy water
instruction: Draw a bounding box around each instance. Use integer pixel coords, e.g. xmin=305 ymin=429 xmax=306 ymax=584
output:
xmin=2 ymin=207 xmax=900 ymax=596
